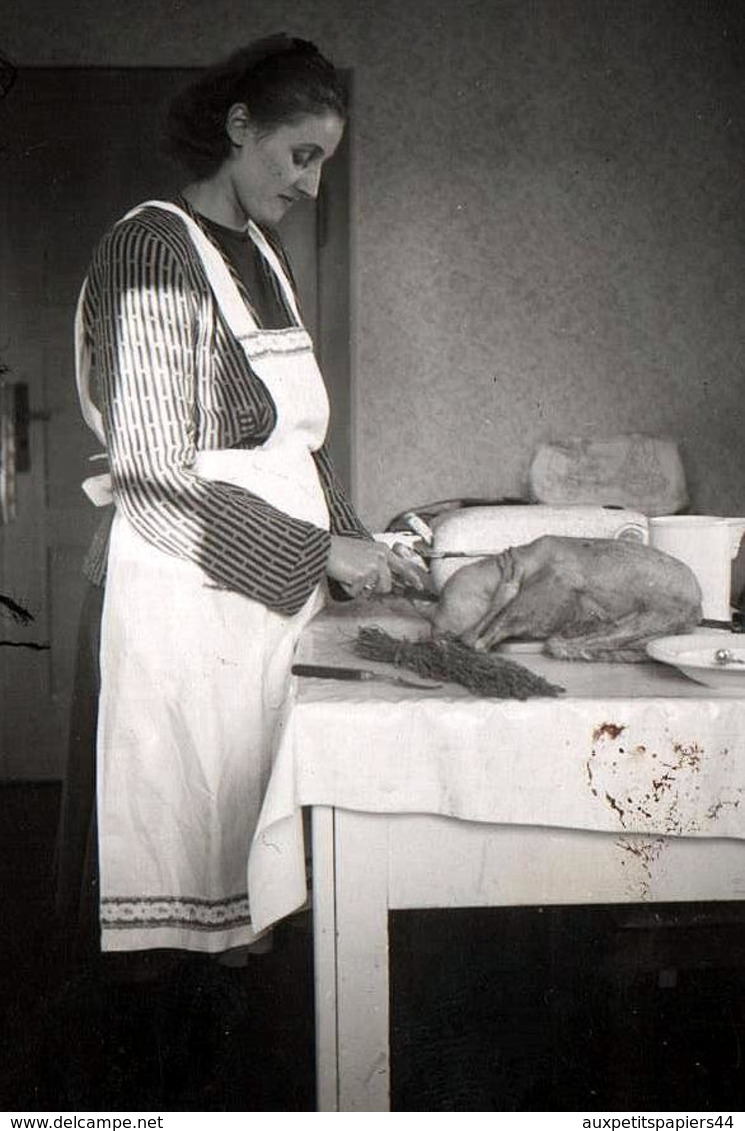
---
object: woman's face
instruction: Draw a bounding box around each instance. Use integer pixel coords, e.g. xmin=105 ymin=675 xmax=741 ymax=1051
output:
xmin=226 ymin=108 xmax=345 ymax=226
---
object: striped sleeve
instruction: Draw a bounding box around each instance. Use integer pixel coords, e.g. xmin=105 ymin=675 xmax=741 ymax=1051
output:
xmin=312 ymin=444 xmax=372 ymax=539
xmin=89 ymin=219 xmax=331 ymax=615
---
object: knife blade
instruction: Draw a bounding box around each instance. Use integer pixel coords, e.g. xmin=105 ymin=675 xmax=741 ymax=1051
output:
xmin=388 ymin=583 xmax=439 ymax=602
xmin=417 ymin=549 xmax=490 ymax=560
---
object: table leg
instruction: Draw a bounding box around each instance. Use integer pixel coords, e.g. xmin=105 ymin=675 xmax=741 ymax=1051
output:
xmin=312 ymin=806 xmax=338 ymax=1111
xmin=313 ymin=807 xmax=392 ymax=1111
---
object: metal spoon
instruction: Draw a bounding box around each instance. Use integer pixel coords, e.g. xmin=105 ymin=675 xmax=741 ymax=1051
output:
xmin=714 ymin=648 xmax=745 ymax=666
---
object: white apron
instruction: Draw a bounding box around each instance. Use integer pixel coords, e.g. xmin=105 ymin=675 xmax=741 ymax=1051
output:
xmin=75 ymin=201 xmax=329 ymax=952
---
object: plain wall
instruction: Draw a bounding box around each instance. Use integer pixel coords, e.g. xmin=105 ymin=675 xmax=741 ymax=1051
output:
xmin=2 ymin=0 xmax=744 ymax=529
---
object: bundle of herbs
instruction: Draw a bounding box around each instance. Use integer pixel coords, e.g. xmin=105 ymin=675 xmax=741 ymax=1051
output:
xmin=354 ymin=627 xmax=564 ymax=700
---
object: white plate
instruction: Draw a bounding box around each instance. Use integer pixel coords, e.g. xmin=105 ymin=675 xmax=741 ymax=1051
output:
xmin=646 ymin=631 xmax=745 ymax=691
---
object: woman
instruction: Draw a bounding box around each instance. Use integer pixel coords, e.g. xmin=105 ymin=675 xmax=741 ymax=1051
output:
xmin=67 ymin=35 xmax=422 ymax=956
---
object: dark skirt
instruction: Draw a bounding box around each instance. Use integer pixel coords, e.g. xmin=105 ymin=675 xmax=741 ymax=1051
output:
xmin=54 ymin=582 xmax=104 ymax=954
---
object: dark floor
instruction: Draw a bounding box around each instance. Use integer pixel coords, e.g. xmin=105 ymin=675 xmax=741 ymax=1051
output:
xmin=3 ymin=783 xmax=745 ymax=1111
xmin=0 ymin=783 xmax=315 ymax=1112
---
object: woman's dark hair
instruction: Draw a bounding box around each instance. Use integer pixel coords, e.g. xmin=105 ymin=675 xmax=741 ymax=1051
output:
xmin=164 ymin=34 xmax=347 ymax=178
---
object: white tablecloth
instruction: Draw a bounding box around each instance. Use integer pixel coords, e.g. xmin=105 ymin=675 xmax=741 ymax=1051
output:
xmin=248 ymin=602 xmax=745 ymax=931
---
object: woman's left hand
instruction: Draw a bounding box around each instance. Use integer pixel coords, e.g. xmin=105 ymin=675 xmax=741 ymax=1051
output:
xmin=384 ymin=545 xmax=430 ymax=595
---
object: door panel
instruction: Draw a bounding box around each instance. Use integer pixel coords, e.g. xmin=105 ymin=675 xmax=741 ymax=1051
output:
xmin=0 ymin=68 xmax=350 ymax=778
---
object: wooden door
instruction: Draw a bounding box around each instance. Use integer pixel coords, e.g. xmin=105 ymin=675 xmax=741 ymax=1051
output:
xmin=0 ymin=68 xmax=351 ymax=779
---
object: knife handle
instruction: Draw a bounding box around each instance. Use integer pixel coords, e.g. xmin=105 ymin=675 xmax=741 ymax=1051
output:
xmin=292 ymin=663 xmax=369 ymax=681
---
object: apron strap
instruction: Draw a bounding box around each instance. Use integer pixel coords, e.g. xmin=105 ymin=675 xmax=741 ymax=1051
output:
xmin=246 ymin=220 xmax=304 ymax=326
xmin=120 ymin=200 xmax=304 ymax=338
xmin=122 ymin=200 xmax=263 ymax=340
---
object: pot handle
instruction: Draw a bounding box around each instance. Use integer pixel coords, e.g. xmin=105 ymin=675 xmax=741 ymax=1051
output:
xmin=615 ymin=522 xmax=648 ymax=544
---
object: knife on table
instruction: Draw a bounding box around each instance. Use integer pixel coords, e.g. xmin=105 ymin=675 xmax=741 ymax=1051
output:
xmin=292 ymin=663 xmax=441 ymax=690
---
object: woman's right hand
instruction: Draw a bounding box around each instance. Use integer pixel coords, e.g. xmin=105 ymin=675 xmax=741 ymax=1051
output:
xmin=326 ymin=536 xmax=394 ymax=598
xmin=326 ymin=535 xmax=431 ymax=598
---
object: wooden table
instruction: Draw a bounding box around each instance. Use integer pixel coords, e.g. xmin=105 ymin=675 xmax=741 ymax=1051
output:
xmin=249 ymin=604 xmax=745 ymax=1111
xmin=311 ymin=809 xmax=745 ymax=1110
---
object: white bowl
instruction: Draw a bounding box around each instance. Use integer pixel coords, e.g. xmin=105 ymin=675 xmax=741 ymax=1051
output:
xmin=646 ymin=631 xmax=745 ymax=691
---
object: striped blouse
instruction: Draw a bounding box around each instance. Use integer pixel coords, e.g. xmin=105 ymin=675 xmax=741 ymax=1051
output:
xmin=80 ymin=198 xmax=369 ymax=616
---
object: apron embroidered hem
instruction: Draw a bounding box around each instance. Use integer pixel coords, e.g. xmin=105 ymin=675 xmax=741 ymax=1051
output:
xmin=100 ymin=893 xmax=251 ymax=931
